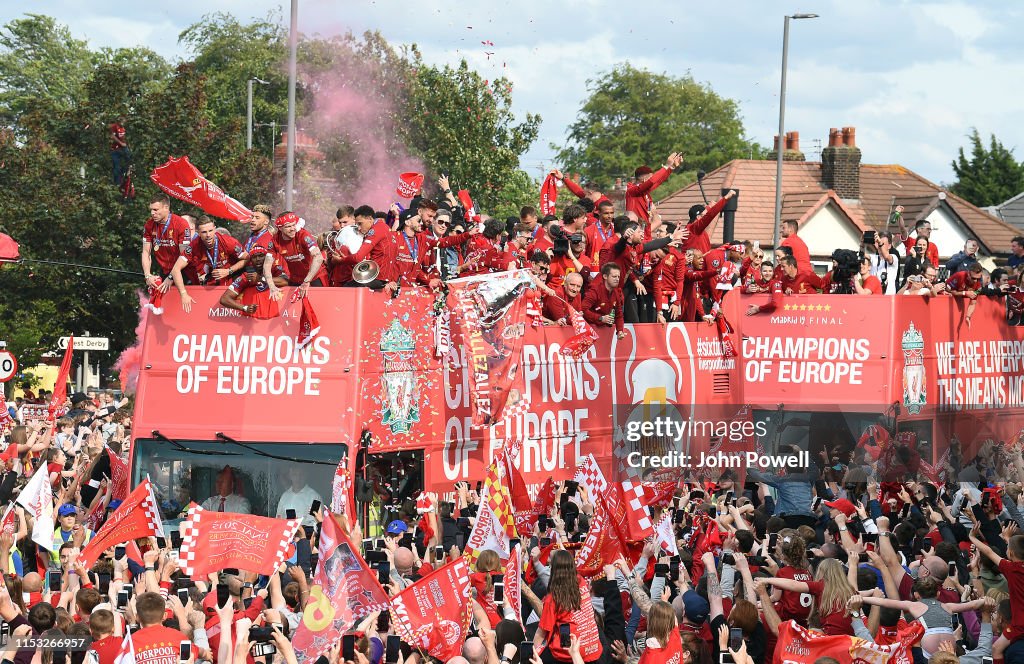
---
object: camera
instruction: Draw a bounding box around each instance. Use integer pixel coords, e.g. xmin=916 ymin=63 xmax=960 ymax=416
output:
xmin=249 ymin=625 xmax=275 ymax=643
xmin=550 ymin=225 xmax=570 ymax=257
xmin=862 ymin=230 xmax=876 ymax=245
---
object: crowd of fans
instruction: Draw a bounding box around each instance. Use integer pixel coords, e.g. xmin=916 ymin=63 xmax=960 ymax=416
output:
xmin=0 ymin=393 xmax=1023 ymax=664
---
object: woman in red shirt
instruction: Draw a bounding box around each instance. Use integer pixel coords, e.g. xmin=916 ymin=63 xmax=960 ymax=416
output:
xmin=759 ymin=558 xmax=854 ymax=635
xmin=769 ymin=530 xmax=814 ymax=626
xmin=469 ymin=549 xmax=502 ymax=627
xmin=640 ymin=601 xmax=683 ymax=664
xmin=534 ymin=550 xmax=603 ymax=663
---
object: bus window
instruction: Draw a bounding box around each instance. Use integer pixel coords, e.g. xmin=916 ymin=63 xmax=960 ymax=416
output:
xmin=132 ymin=439 xmax=345 ymax=529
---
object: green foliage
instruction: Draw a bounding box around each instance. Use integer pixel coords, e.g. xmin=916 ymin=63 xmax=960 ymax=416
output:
xmin=554 ymin=64 xmax=753 ymax=190
xmin=0 ymin=14 xmax=95 ymax=128
xmin=179 ymin=12 xmax=288 ymax=155
xmin=950 ymin=129 xmax=1024 ymax=208
xmin=405 ymin=58 xmax=541 ymax=214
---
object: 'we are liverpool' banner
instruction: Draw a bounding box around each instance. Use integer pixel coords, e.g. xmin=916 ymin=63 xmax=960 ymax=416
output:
xmin=292 ymin=514 xmax=390 ymax=663
xmin=78 ymin=478 xmax=164 ymax=569
xmin=390 ymin=557 xmax=473 ymax=661
xmin=150 ymin=156 xmax=252 ymax=222
xmin=446 ymin=270 xmax=534 ymax=427
xmin=176 ymin=505 xmax=300 ymax=577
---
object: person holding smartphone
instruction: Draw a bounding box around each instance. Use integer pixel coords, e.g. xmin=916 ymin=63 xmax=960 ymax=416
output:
xmin=275 ymin=466 xmax=323 ymax=529
xmin=533 ymin=550 xmax=603 ymax=664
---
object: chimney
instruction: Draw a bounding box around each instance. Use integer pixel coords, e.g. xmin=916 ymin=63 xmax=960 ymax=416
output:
xmin=821 ymin=125 xmax=861 ymax=199
xmin=773 ymin=135 xmax=781 ymax=152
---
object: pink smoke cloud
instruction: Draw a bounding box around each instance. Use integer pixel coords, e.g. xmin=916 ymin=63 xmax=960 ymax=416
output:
xmin=113 ymin=291 xmax=150 ymax=395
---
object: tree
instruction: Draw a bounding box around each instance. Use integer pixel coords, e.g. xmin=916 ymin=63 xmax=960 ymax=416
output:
xmin=554 ymin=64 xmax=753 ymax=190
xmin=950 ymin=129 xmax=1024 ymax=208
xmin=0 ymin=14 xmax=95 ymax=128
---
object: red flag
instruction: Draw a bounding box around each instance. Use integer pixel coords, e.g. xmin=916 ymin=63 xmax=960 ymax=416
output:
xmin=457 ymin=190 xmax=479 ymax=222
xmin=0 ymin=232 xmax=20 ymax=263
xmin=145 ymin=278 xmax=165 ymax=316
xmin=291 ymin=291 xmax=321 ymax=350
xmin=574 ymin=493 xmax=631 ymax=577
xmin=504 ymin=543 xmax=523 ymax=626
xmin=532 ymin=477 xmax=557 ymax=519
xmin=175 ymin=505 xmax=301 ymax=577
xmin=499 ymin=442 xmax=535 ymax=537
xmin=78 ymin=479 xmax=164 ymax=570
xmin=390 ymin=557 xmax=473 ymax=662
xmin=330 ymin=452 xmax=356 ymax=527
xmin=0 ymin=442 xmax=17 ymax=466
xmin=48 ymin=336 xmax=74 ymax=422
xmin=292 ymin=514 xmax=391 ymax=663
xmin=113 ymin=628 xmax=136 ymax=664
xmin=773 ymin=619 xmax=922 ymax=664
xmin=561 ymin=306 xmax=598 ymax=360
xmin=540 ymin=173 xmax=558 ymax=217
xmin=150 ymin=156 xmax=252 ymax=221
xmin=0 ymin=504 xmax=15 ymax=536
xmin=106 ymin=445 xmax=130 ymax=501
xmin=447 ymin=271 xmax=533 ymax=426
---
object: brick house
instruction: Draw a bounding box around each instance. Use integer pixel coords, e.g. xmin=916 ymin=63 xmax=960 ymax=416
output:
xmin=656 ymin=127 xmax=1019 ymax=267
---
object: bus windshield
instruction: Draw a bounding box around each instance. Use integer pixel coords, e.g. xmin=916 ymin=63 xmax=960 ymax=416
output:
xmin=132 ymin=438 xmax=345 ymax=529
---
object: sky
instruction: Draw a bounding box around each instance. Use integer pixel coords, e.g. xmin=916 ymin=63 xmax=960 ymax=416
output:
xmin=5 ymin=0 xmax=1024 ymax=189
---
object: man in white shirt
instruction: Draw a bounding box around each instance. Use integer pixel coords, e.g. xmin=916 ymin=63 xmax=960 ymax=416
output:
xmin=868 ymin=231 xmax=900 ymax=294
xmin=275 ymin=466 xmax=322 ymax=528
xmin=200 ymin=465 xmax=251 ymax=514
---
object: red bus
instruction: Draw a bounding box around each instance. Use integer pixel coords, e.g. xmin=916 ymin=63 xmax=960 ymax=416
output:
xmin=131 ymin=287 xmax=1021 ymax=529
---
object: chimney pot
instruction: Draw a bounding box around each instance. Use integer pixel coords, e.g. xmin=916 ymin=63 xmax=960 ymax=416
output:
xmin=789 ymin=131 xmax=800 ymax=153
xmin=842 ymin=126 xmax=856 ymax=147
xmin=828 ymin=128 xmax=841 ymax=148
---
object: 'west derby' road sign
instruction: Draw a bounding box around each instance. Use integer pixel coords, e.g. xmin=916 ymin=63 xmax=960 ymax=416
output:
xmin=58 ymin=337 xmax=110 ymax=351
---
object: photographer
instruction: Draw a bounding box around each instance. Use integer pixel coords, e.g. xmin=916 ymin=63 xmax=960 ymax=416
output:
xmin=866 ymin=231 xmax=900 ymax=294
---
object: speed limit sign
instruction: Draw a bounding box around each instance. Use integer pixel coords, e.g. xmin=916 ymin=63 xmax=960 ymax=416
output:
xmin=0 ymin=350 xmax=17 ymax=383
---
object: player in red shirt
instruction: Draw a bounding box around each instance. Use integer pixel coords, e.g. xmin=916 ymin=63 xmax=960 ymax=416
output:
xmin=946 ymin=261 xmax=983 ymax=298
xmin=337 ymin=205 xmax=401 ymax=292
xmin=584 ymin=201 xmax=617 ymax=264
xmin=274 ymin=212 xmax=328 ymax=296
xmin=219 ymin=264 xmax=288 ymax=317
xmin=543 ymin=272 xmax=585 ymax=325
xmin=170 ymin=217 xmax=248 ymax=313
xmin=132 ymin=592 xmax=190 ymax=664
xmin=395 ymin=213 xmax=441 ymax=289
xmin=625 ymin=153 xmax=682 ymax=223
xmin=681 ymin=190 xmax=737 ymax=254
xmin=242 ymin=203 xmax=284 ymax=299
xmin=553 ymin=169 xmax=611 ymax=218
xmin=142 ymin=193 xmax=191 ymax=294
xmin=505 ymin=224 xmax=536 ymax=269
xmin=582 ymin=263 xmax=626 ymax=338
xmin=779 ymin=220 xmax=813 ymax=274
xmin=747 ymin=256 xmax=821 ymax=315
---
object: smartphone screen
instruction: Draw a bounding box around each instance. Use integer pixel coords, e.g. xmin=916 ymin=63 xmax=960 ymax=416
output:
xmin=343 ymin=634 xmax=356 ymax=661
xmin=558 ymin=624 xmax=571 ymax=648
xmin=114 ymin=545 xmax=126 ymax=560
xmin=216 ymin=584 xmax=229 ymax=609
xmin=47 ymin=570 xmax=61 ymax=590
xmin=654 ymin=563 xmax=670 ymax=576
xmin=98 ymin=573 xmax=111 ymax=595
xmin=539 ymin=537 xmax=551 ymax=547
xmin=493 ymin=581 xmax=504 ymax=603
xmin=286 ymin=509 xmax=297 ymax=520
xmin=378 ymin=563 xmax=391 ymax=585
xmin=435 ymin=545 xmax=444 ymax=560
xmin=729 ymin=627 xmax=743 ymax=651
xmin=520 ymin=642 xmax=534 ymax=664
xmin=177 ymin=588 xmax=190 ymax=605
xmin=768 ymin=533 xmax=778 ymax=550
xmin=386 ymin=635 xmax=402 ymax=664
xmin=171 ymin=531 xmax=182 ymax=549
xmin=309 ymin=500 xmax=321 ymax=516
xmin=179 ymin=641 xmax=191 ymax=662
xmin=117 ymin=590 xmax=129 ymax=609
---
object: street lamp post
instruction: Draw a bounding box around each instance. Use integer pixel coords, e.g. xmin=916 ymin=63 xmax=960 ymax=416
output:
xmin=772 ymin=13 xmax=818 ymax=251
xmin=247 ymin=77 xmax=270 ymax=150
xmin=285 ymin=0 xmax=298 ymax=211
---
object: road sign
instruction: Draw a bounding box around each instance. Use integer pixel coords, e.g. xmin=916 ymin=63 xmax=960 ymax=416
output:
xmin=0 ymin=350 xmax=16 ymax=382
xmin=58 ymin=337 xmax=109 ymax=351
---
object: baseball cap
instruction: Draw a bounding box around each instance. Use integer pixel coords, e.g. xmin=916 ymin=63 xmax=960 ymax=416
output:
xmin=823 ymin=498 xmax=856 ymax=518
xmin=682 ymin=589 xmax=709 ymax=623
xmin=386 ymin=520 xmax=408 ymax=535
xmin=57 ymin=504 xmax=78 ymax=517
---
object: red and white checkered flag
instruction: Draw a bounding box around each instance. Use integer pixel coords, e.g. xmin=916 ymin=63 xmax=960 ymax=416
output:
xmin=177 ymin=505 xmax=301 ymax=577
xmin=561 ymin=306 xmax=598 ymax=359
xmin=78 ymin=478 xmax=165 ymax=570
